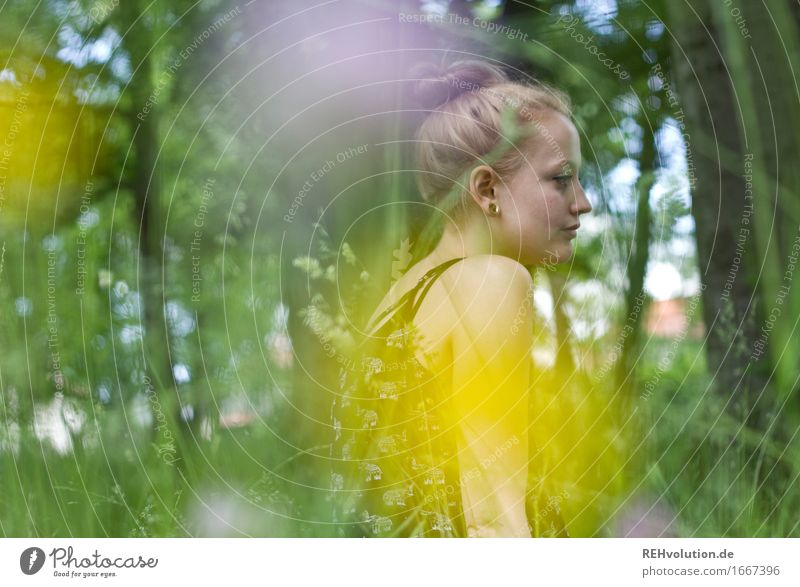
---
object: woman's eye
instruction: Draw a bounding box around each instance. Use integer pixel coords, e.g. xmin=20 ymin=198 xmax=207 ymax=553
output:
xmin=554 ymin=174 xmax=572 ymax=187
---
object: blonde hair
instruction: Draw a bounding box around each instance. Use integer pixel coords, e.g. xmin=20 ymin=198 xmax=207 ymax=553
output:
xmin=410 ymin=59 xmax=572 ymax=219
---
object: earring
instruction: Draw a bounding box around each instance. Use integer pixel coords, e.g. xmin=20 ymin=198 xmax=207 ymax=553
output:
xmin=488 ymin=202 xmax=500 ymax=216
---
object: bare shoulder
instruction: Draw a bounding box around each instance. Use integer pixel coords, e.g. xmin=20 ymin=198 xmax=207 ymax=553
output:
xmin=451 ymin=254 xmax=534 ymax=296
xmin=436 ymin=254 xmax=534 ymax=339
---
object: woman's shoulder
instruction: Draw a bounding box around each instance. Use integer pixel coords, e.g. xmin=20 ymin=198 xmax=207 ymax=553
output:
xmin=447 ymin=254 xmax=534 ymax=303
xmin=439 ymin=255 xmax=535 ymax=349
xmin=456 ymin=253 xmax=532 ymax=277
xmin=411 ymin=254 xmax=534 ymax=345
xmin=366 ymin=254 xmax=532 ymax=335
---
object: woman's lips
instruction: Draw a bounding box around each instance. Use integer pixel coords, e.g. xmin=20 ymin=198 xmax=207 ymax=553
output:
xmin=562 ymin=224 xmax=579 ymax=238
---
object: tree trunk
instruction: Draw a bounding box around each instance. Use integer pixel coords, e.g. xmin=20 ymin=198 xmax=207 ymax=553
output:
xmin=549 ymin=270 xmax=575 ymax=374
xmin=616 ymin=113 xmax=657 ymax=394
xmin=119 ymin=0 xmax=181 ymax=462
xmin=709 ymin=0 xmax=797 ymax=401
xmin=664 ymin=0 xmax=773 ymax=429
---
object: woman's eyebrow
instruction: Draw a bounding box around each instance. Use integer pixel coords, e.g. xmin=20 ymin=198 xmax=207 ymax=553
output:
xmin=553 ymin=160 xmax=579 ymax=173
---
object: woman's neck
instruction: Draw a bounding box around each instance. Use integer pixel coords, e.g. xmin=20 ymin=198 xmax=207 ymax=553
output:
xmin=425 ymin=216 xmax=494 ymax=266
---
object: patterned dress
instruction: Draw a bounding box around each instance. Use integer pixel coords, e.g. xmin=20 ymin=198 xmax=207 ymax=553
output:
xmin=329 ymin=257 xmax=568 ymax=537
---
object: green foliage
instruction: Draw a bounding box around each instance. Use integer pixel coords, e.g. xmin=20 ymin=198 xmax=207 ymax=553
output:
xmin=1 ymin=0 xmax=797 ymax=539
xmin=291 ymin=222 xmax=375 ymax=358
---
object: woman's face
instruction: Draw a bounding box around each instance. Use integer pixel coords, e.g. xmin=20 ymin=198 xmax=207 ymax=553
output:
xmin=491 ymin=111 xmax=592 ymax=266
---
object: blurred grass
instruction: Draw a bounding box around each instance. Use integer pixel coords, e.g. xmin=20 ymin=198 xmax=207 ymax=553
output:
xmin=632 ymin=338 xmax=800 ymax=537
xmin=4 ymin=325 xmax=798 ymax=536
xmin=2 ymin=218 xmax=798 ymax=537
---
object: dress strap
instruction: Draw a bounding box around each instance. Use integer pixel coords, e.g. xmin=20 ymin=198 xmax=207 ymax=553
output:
xmin=367 ymin=257 xmax=465 ymax=334
xmin=406 ymin=257 xmax=464 ymax=321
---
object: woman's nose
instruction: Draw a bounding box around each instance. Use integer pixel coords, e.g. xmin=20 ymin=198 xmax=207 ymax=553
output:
xmin=570 ymin=185 xmax=592 ymax=215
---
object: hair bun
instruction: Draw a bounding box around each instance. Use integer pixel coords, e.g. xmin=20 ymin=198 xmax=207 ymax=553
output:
xmin=409 ymin=60 xmax=508 ymax=110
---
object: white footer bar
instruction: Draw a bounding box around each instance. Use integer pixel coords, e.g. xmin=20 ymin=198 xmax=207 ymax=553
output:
xmin=1 ymin=538 xmax=797 ymax=586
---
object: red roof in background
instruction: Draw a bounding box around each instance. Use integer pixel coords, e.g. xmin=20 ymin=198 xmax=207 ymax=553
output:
xmin=644 ymin=298 xmax=705 ymax=339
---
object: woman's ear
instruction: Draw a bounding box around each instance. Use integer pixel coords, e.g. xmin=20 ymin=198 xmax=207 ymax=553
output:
xmin=468 ymin=165 xmax=499 ymax=211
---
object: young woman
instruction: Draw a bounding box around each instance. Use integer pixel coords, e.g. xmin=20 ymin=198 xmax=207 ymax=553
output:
xmin=343 ymin=59 xmax=592 ymax=538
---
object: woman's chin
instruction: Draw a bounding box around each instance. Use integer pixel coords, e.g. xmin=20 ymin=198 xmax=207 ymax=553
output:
xmin=537 ymin=244 xmax=572 ymax=266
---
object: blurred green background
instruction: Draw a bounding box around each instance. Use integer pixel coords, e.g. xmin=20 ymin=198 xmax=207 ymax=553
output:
xmin=1 ymin=0 xmax=799 ymax=537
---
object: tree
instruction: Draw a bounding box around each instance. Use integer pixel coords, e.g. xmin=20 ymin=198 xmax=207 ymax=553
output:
xmin=664 ymin=0 xmax=800 ymax=430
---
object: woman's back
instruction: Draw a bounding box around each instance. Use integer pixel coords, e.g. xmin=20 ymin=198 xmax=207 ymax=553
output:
xmin=330 ymin=257 xmax=469 ymax=537
xmin=331 ymin=254 xmax=569 ymax=537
